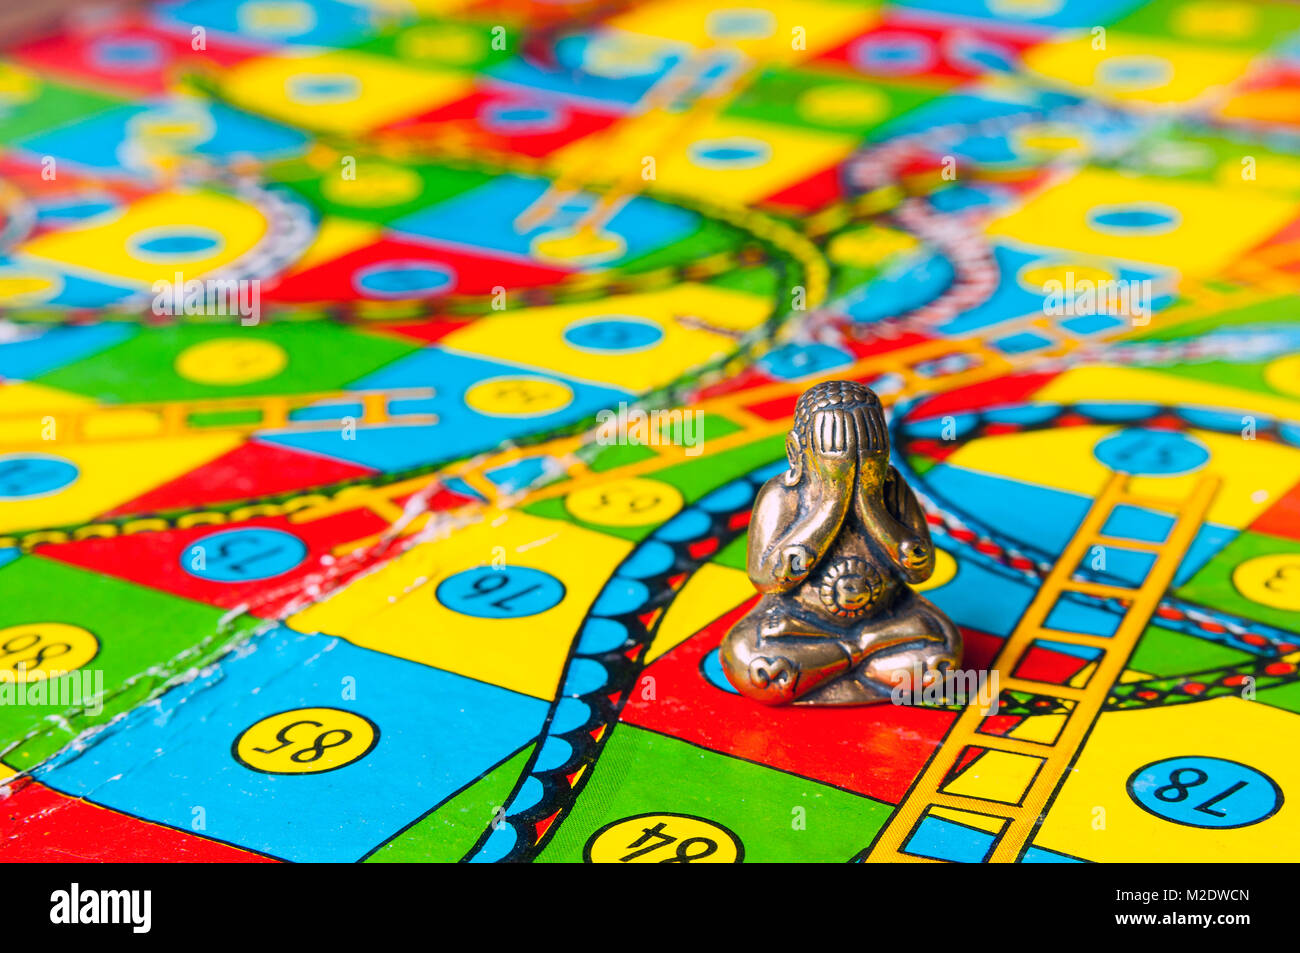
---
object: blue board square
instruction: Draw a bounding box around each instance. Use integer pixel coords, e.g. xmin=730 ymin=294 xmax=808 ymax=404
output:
xmin=37 ymin=626 xmax=548 ymax=862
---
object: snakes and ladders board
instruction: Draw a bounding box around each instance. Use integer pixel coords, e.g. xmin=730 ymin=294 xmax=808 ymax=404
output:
xmin=0 ymin=0 xmax=1298 ymax=864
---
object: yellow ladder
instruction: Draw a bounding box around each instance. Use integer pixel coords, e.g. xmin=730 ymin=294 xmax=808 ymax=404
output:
xmin=0 ymin=388 xmax=437 ymax=447
xmin=865 ymin=470 xmax=1219 ymax=863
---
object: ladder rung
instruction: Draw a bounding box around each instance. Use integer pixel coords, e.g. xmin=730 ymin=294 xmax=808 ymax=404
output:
xmin=1090 ymin=534 xmax=1165 ymax=552
xmin=1114 ymin=495 xmax=1182 ymax=512
xmin=1061 ymin=579 xmax=1138 ymax=600
xmin=927 ymin=792 xmax=1026 ymax=819
xmin=999 ymin=677 xmax=1087 ymax=702
xmin=1028 ymin=628 xmax=1115 ymax=650
xmin=967 ymin=733 xmax=1057 ymax=758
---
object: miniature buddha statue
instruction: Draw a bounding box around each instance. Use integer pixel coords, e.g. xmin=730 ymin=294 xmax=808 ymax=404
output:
xmin=721 ymin=380 xmax=961 ymax=705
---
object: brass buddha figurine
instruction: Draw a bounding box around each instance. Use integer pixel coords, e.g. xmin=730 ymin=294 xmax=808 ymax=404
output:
xmin=721 ymin=380 xmax=961 ymax=705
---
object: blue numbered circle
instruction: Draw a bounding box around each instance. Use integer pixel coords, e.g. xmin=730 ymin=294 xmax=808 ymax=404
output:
xmin=91 ymin=37 xmax=164 ymax=71
xmin=688 ymin=137 xmax=771 ymax=170
xmin=946 ymin=35 xmax=1014 ymax=73
xmin=1094 ymin=428 xmax=1210 ymax=476
xmin=562 ymin=316 xmax=664 ymax=353
xmin=36 ymin=195 xmax=119 ymax=225
xmin=1087 ymin=202 xmax=1180 ymax=236
xmin=1097 ymin=55 xmax=1172 ymax=92
xmin=354 ymin=261 xmax=455 ymax=298
xmin=183 ymin=528 xmax=308 ymax=583
xmin=1127 ymin=756 xmax=1282 ymax=829
xmin=288 ymin=73 xmax=362 ymax=104
xmin=706 ymin=8 xmax=775 ymax=39
xmin=759 ymin=342 xmax=853 ymax=381
xmin=436 ymin=565 xmax=565 ymax=619
xmin=128 ymin=226 xmax=225 ymax=263
xmin=852 ymin=33 xmax=935 ymax=75
xmin=700 ymin=647 xmax=739 ymax=694
xmin=0 ymin=453 xmax=79 ymax=500
xmin=482 ymin=103 xmax=563 ymax=134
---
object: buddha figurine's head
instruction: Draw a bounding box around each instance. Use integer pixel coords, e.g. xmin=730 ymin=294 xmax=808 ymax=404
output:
xmin=784 ymin=380 xmax=889 ymax=489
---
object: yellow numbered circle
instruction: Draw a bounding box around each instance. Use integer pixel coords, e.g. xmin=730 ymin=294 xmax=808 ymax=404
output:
xmin=0 ymin=271 xmax=59 ymax=306
xmin=174 ymin=338 xmax=288 ymax=385
xmin=1013 ymin=122 xmax=1087 ymax=158
xmin=911 ymin=546 xmax=957 ymax=593
xmin=241 ymin=0 xmax=315 ymax=35
xmin=565 ymin=478 xmax=684 ymax=527
xmin=530 ymin=227 xmax=626 ymax=266
xmin=464 ymin=376 xmax=574 ymax=417
xmin=1172 ymin=0 xmax=1256 ymax=39
xmin=1232 ymin=553 xmax=1300 ymax=612
xmin=1018 ymin=260 xmax=1115 ymax=292
xmin=797 ymin=85 xmax=888 ymax=126
xmin=233 ymin=707 xmax=379 ymax=775
xmin=131 ymin=113 xmax=209 ymax=150
xmin=828 ymin=226 xmax=919 ymax=268
xmin=586 ymin=813 xmax=742 ymax=863
xmin=0 ymin=623 xmax=99 ymax=683
xmin=321 ymin=164 xmax=424 ymax=207
xmin=0 ymin=63 xmax=38 ymax=106
xmin=989 ymin=0 xmax=1062 ymax=16
xmin=1264 ymin=355 xmax=1300 ymax=398
xmin=582 ymin=35 xmax=666 ymax=79
xmin=398 ymin=24 xmax=487 ymax=65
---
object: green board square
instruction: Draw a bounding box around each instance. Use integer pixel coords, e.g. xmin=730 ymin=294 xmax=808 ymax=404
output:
xmin=1175 ymin=529 xmax=1300 ymax=636
xmin=1113 ymin=0 xmax=1300 ymax=52
xmin=0 ymin=556 xmax=259 ymax=769
xmin=351 ymin=18 xmax=516 ymax=74
xmin=365 ymin=744 xmax=532 ymax=862
xmin=0 ymin=71 xmax=125 ymax=146
xmin=724 ymin=66 xmax=943 ymax=138
xmin=537 ymin=724 xmax=890 ymax=862
xmin=35 ymin=322 xmax=419 ymax=404
xmin=271 ymin=158 xmax=494 ymax=227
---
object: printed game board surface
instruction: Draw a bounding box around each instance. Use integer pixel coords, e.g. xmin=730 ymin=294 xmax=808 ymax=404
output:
xmin=0 ymin=0 xmax=1298 ymax=864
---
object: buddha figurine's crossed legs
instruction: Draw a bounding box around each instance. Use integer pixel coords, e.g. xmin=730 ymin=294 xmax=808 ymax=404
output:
xmin=721 ymin=588 xmax=961 ymax=706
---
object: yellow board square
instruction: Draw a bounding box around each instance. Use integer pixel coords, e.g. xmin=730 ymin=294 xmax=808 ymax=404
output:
xmin=945 ymin=418 xmax=1300 ymax=530
xmin=606 ymin=0 xmax=878 ymax=64
xmin=220 ymin=50 xmax=473 ymax=134
xmin=942 ymin=749 xmax=1044 ymax=806
xmin=19 ymin=189 xmax=269 ymax=287
xmin=1219 ymin=87 xmax=1300 ymax=126
xmin=946 ymin=363 xmax=1300 ymax=529
xmin=1037 ymin=699 xmax=1300 ymax=862
xmin=286 ymin=511 xmax=633 ymax=700
xmin=284 ymin=216 xmax=382 ymax=275
xmin=986 ymin=168 xmax=1296 ymax=276
xmin=0 ymin=382 xmax=95 ymax=414
xmin=1036 ymin=364 xmax=1300 ymax=423
xmin=551 ymin=112 xmax=860 ymax=206
xmin=0 ymin=433 xmax=243 ymax=535
xmin=441 ymin=284 xmax=772 ymax=393
xmin=1023 ymin=32 xmax=1257 ymax=106
xmin=647 ymin=562 xmax=752 ymax=662
xmin=659 ymin=115 xmax=859 ymax=205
